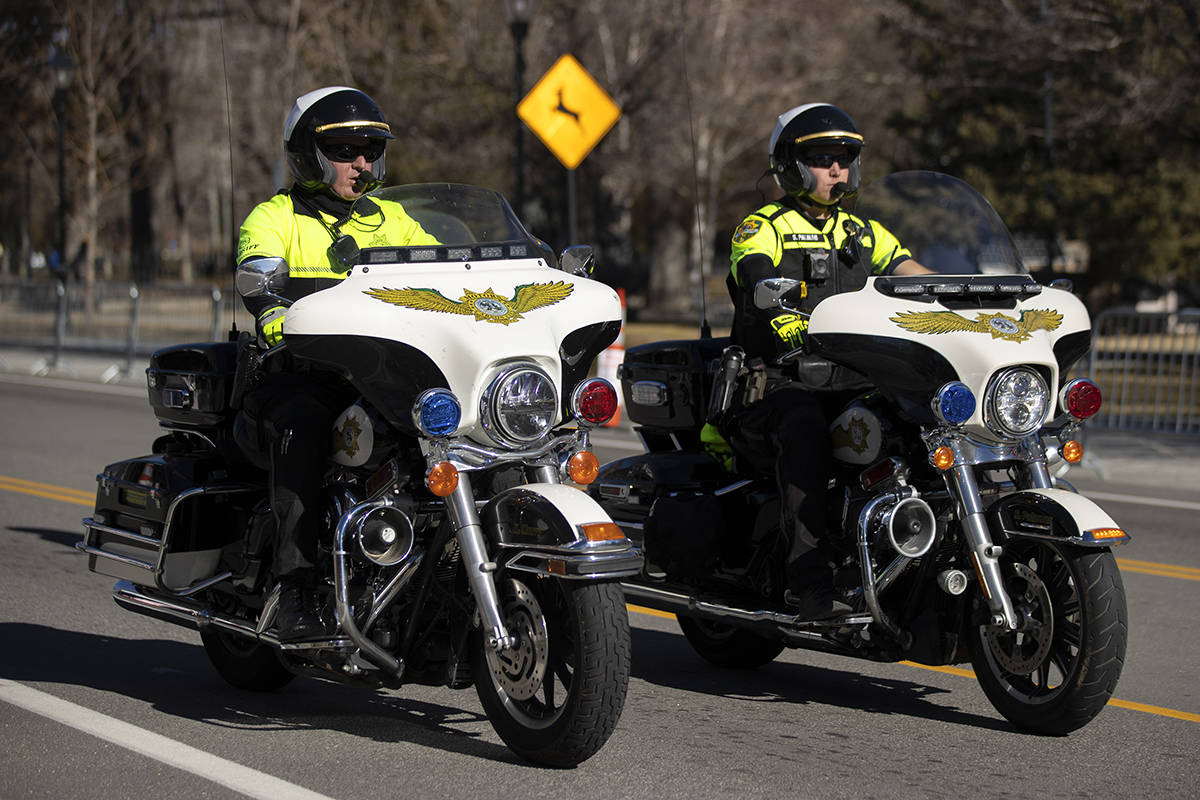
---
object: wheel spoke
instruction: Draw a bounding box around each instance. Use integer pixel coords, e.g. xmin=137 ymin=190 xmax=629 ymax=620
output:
xmin=541 ymin=663 xmax=556 ymax=709
xmin=1036 ymin=659 xmax=1051 ymax=690
xmin=1057 ymin=617 xmax=1081 ymax=649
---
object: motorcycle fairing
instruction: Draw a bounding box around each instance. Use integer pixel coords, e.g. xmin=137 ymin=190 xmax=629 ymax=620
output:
xmin=987 ymin=488 xmax=1129 ymax=546
xmin=287 ymin=333 xmax=448 ymax=433
xmin=809 ymin=278 xmax=1091 ymax=432
xmin=283 ymin=258 xmax=622 ymax=435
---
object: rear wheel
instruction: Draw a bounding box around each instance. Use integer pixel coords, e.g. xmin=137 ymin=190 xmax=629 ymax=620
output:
xmin=968 ymin=539 xmax=1127 ymax=734
xmin=677 ymin=614 xmax=785 ymax=669
xmin=474 ymin=576 xmax=630 ymax=767
xmin=200 ymin=628 xmax=295 ymax=691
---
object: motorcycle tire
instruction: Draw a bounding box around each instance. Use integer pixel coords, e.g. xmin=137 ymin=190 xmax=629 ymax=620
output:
xmin=473 ymin=576 xmax=630 ymax=768
xmin=199 ymin=628 xmax=296 ymax=692
xmin=677 ymin=614 xmax=785 ymax=669
xmin=968 ymin=539 xmax=1127 ymax=735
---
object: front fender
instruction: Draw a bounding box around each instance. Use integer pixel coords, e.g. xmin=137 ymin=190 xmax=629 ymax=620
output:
xmin=988 ymin=488 xmax=1130 ymax=547
xmin=481 ymin=483 xmax=643 ymax=579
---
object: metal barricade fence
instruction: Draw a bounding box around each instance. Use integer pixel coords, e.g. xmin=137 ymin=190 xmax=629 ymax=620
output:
xmin=0 ymin=278 xmax=255 ymax=363
xmin=1084 ymin=308 xmax=1200 ymax=434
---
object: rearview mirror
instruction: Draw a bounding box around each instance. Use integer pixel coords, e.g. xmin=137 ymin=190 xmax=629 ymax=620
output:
xmin=559 ymin=245 xmax=595 ymax=278
xmin=236 ymin=257 xmax=290 ymax=300
xmin=753 ymin=277 xmax=806 ymax=310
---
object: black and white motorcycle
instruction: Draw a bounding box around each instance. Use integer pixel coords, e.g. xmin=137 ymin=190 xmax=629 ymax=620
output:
xmin=79 ymin=183 xmax=640 ymax=766
xmin=594 ymin=171 xmax=1129 ymax=734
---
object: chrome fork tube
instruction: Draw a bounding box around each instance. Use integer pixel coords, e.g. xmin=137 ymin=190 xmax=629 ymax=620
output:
xmin=445 ymin=473 xmax=515 ymax=650
xmin=948 ymin=464 xmax=1019 ymax=629
xmin=527 ymin=464 xmax=558 ymax=484
xmin=1026 ymin=458 xmax=1054 ymax=490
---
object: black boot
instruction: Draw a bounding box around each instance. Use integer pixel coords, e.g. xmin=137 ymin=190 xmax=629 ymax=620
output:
xmin=275 ymin=578 xmax=334 ymax=641
xmin=784 ymin=584 xmax=852 ymax=620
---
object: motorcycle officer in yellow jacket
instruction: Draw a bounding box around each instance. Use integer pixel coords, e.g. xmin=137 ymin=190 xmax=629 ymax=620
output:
xmin=236 ymin=86 xmax=438 ymax=640
xmin=723 ymin=102 xmax=931 ymax=620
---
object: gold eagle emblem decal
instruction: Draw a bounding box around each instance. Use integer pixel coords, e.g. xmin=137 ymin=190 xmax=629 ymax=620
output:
xmin=890 ymin=308 xmax=1063 ymax=343
xmin=363 ymin=281 xmax=573 ymax=325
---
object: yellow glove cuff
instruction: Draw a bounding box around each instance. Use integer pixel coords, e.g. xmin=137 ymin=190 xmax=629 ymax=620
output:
xmin=258 ymin=305 xmax=287 ymax=346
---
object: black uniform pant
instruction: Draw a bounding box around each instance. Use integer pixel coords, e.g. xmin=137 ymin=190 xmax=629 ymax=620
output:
xmin=724 ymin=384 xmax=854 ymax=591
xmin=240 ymin=373 xmax=355 ymax=580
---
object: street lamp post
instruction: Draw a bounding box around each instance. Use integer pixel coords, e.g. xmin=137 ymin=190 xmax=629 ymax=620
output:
xmin=51 ymin=44 xmax=74 ymax=276
xmin=49 ymin=41 xmax=74 ymax=370
xmin=505 ymin=0 xmax=532 ymax=218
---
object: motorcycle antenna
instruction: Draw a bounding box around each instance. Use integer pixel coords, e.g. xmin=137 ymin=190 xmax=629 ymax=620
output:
xmin=217 ymin=1 xmax=240 ymax=336
xmin=217 ymin=4 xmax=237 ymax=276
xmin=678 ymin=2 xmax=712 ymax=339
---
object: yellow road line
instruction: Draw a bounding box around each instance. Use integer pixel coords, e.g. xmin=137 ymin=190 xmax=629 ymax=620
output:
xmin=629 ymin=607 xmax=1200 ymax=725
xmin=0 ymin=475 xmax=93 ymax=506
xmin=627 ymin=602 xmax=675 ymax=620
xmin=1117 ymin=558 xmax=1200 ymax=581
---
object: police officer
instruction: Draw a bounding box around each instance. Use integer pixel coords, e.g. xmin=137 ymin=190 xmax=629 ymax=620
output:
xmin=236 ymin=86 xmax=438 ymax=640
xmin=723 ymin=103 xmax=930 ymax=620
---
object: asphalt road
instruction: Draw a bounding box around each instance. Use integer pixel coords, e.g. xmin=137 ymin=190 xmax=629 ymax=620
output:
xmin=1 ymin=374 xmax=1197 ymax=799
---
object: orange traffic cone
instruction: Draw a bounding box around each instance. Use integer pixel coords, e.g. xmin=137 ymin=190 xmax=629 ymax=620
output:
xmin=600 ymin=288 xmax=627 ymax=427
xmin=136 ymin=462 xmax=157 ymax=488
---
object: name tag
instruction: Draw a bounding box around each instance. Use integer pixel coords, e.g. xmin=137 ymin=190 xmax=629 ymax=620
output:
xmin=783 ymin=233 xmax=825 ymax=243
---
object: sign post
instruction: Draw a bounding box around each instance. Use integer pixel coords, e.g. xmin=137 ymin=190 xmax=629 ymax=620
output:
xmin=517 ymin=54 xmax=621 ymax=244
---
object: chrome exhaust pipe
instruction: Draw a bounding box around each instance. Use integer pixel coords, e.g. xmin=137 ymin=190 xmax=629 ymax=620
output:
xmin=113 ymin=581 xmax=280 ymax=646
xmin=622 ymin=583 xmax=870 ymax=642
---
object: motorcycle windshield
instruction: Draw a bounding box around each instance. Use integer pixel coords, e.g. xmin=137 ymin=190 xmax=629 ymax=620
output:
xmin=851 ymin=171 xmax=1027 ymax=275
xmin=364 ymin=183 xmax=551 ymax=262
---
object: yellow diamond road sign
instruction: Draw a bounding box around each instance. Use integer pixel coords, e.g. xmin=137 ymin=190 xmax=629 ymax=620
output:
xmin=518 ymin=54 xmax=621 ymax=170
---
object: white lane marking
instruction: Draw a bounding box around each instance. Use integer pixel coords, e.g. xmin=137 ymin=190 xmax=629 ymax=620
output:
xmin=0 ymin=679 xmax=335 ymax=800
xmin=1083 ymin=490 xmax=1200 ymax=513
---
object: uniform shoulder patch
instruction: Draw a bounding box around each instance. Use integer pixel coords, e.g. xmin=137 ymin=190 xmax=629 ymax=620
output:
xmin=732 ymin=218 xmax=763 ymax=244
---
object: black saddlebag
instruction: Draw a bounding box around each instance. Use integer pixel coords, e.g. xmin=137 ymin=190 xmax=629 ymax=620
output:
xmin=80 ymin=451 xmax=259 ymax=592
xmin=146 ymin=341 xmax=240 ymax=429
xmin=618 ymin=337 xmax=729 ymax=430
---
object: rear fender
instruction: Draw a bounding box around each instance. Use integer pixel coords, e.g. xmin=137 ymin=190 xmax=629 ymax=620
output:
xmin=988 ymin=488 xmax=1130 ymax=547
xmin=480 ymin=483 xmax=642 ymax=580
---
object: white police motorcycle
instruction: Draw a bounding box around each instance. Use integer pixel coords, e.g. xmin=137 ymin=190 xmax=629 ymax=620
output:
xmin=596 ymin=171 xmax=1129 ymax=735
xmin=79 ymin=183 xmax=639 ymax=766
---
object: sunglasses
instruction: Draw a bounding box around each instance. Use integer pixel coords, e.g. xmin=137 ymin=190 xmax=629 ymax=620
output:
xmin=801 ymin=152 xmax=855 ymax=169
xmin=319 ymin=139 xmax=386 ymax=163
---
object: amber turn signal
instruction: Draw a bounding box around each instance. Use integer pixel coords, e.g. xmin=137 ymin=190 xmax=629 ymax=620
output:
xmin=568 ymin=451 xmax=600 ymax=485
xmin=1061 ymin=439 xmax=1084 ymax=464
xmin=581 ymin=522 xmax=625 ymax=542
xmin=426 ymin=461 xmax=459 ymax=497
xmin=931 ymin=446 xmax=956 ymax=471
xmin=1087 ymin=527 xmax=1127 ymax=541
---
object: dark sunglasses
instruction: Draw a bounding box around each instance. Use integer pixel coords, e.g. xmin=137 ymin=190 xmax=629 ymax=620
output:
xmin=319 ymin=139 xmax=386 ymax=163
xmin=801 ymin=152 xmax=855 ymax=169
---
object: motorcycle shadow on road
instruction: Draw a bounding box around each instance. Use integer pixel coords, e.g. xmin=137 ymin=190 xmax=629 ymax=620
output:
xmin=0 ymin=620 xmax=524 ymax=765
xmin=629 ymin=626 xmax=1011 ymax=733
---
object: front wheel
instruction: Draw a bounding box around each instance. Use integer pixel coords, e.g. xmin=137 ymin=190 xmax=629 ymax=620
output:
xmin=473 ymin=576 xmax=630 ymax=767
xmin=968 ymin=540 xmax=1127 ymax=734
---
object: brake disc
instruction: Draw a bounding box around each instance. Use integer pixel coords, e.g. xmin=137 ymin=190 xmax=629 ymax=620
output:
xmin=485 ymin=579 xmax=550 ymax=701
xmin=984 ymin=561 xmax=1055 ymax=675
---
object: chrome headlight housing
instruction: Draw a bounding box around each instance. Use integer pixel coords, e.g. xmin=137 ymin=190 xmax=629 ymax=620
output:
xmin=480 ymin=364 xmax=559 ymax=446
xmin=983 ymin=367 xmax=1050 ymax=438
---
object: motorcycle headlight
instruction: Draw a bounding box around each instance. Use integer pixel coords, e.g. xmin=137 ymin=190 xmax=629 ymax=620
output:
xmin=984 ymin=367 xmax=1049 ymax=438
xmin=480 ymin=364 xmax=558 ymax=446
